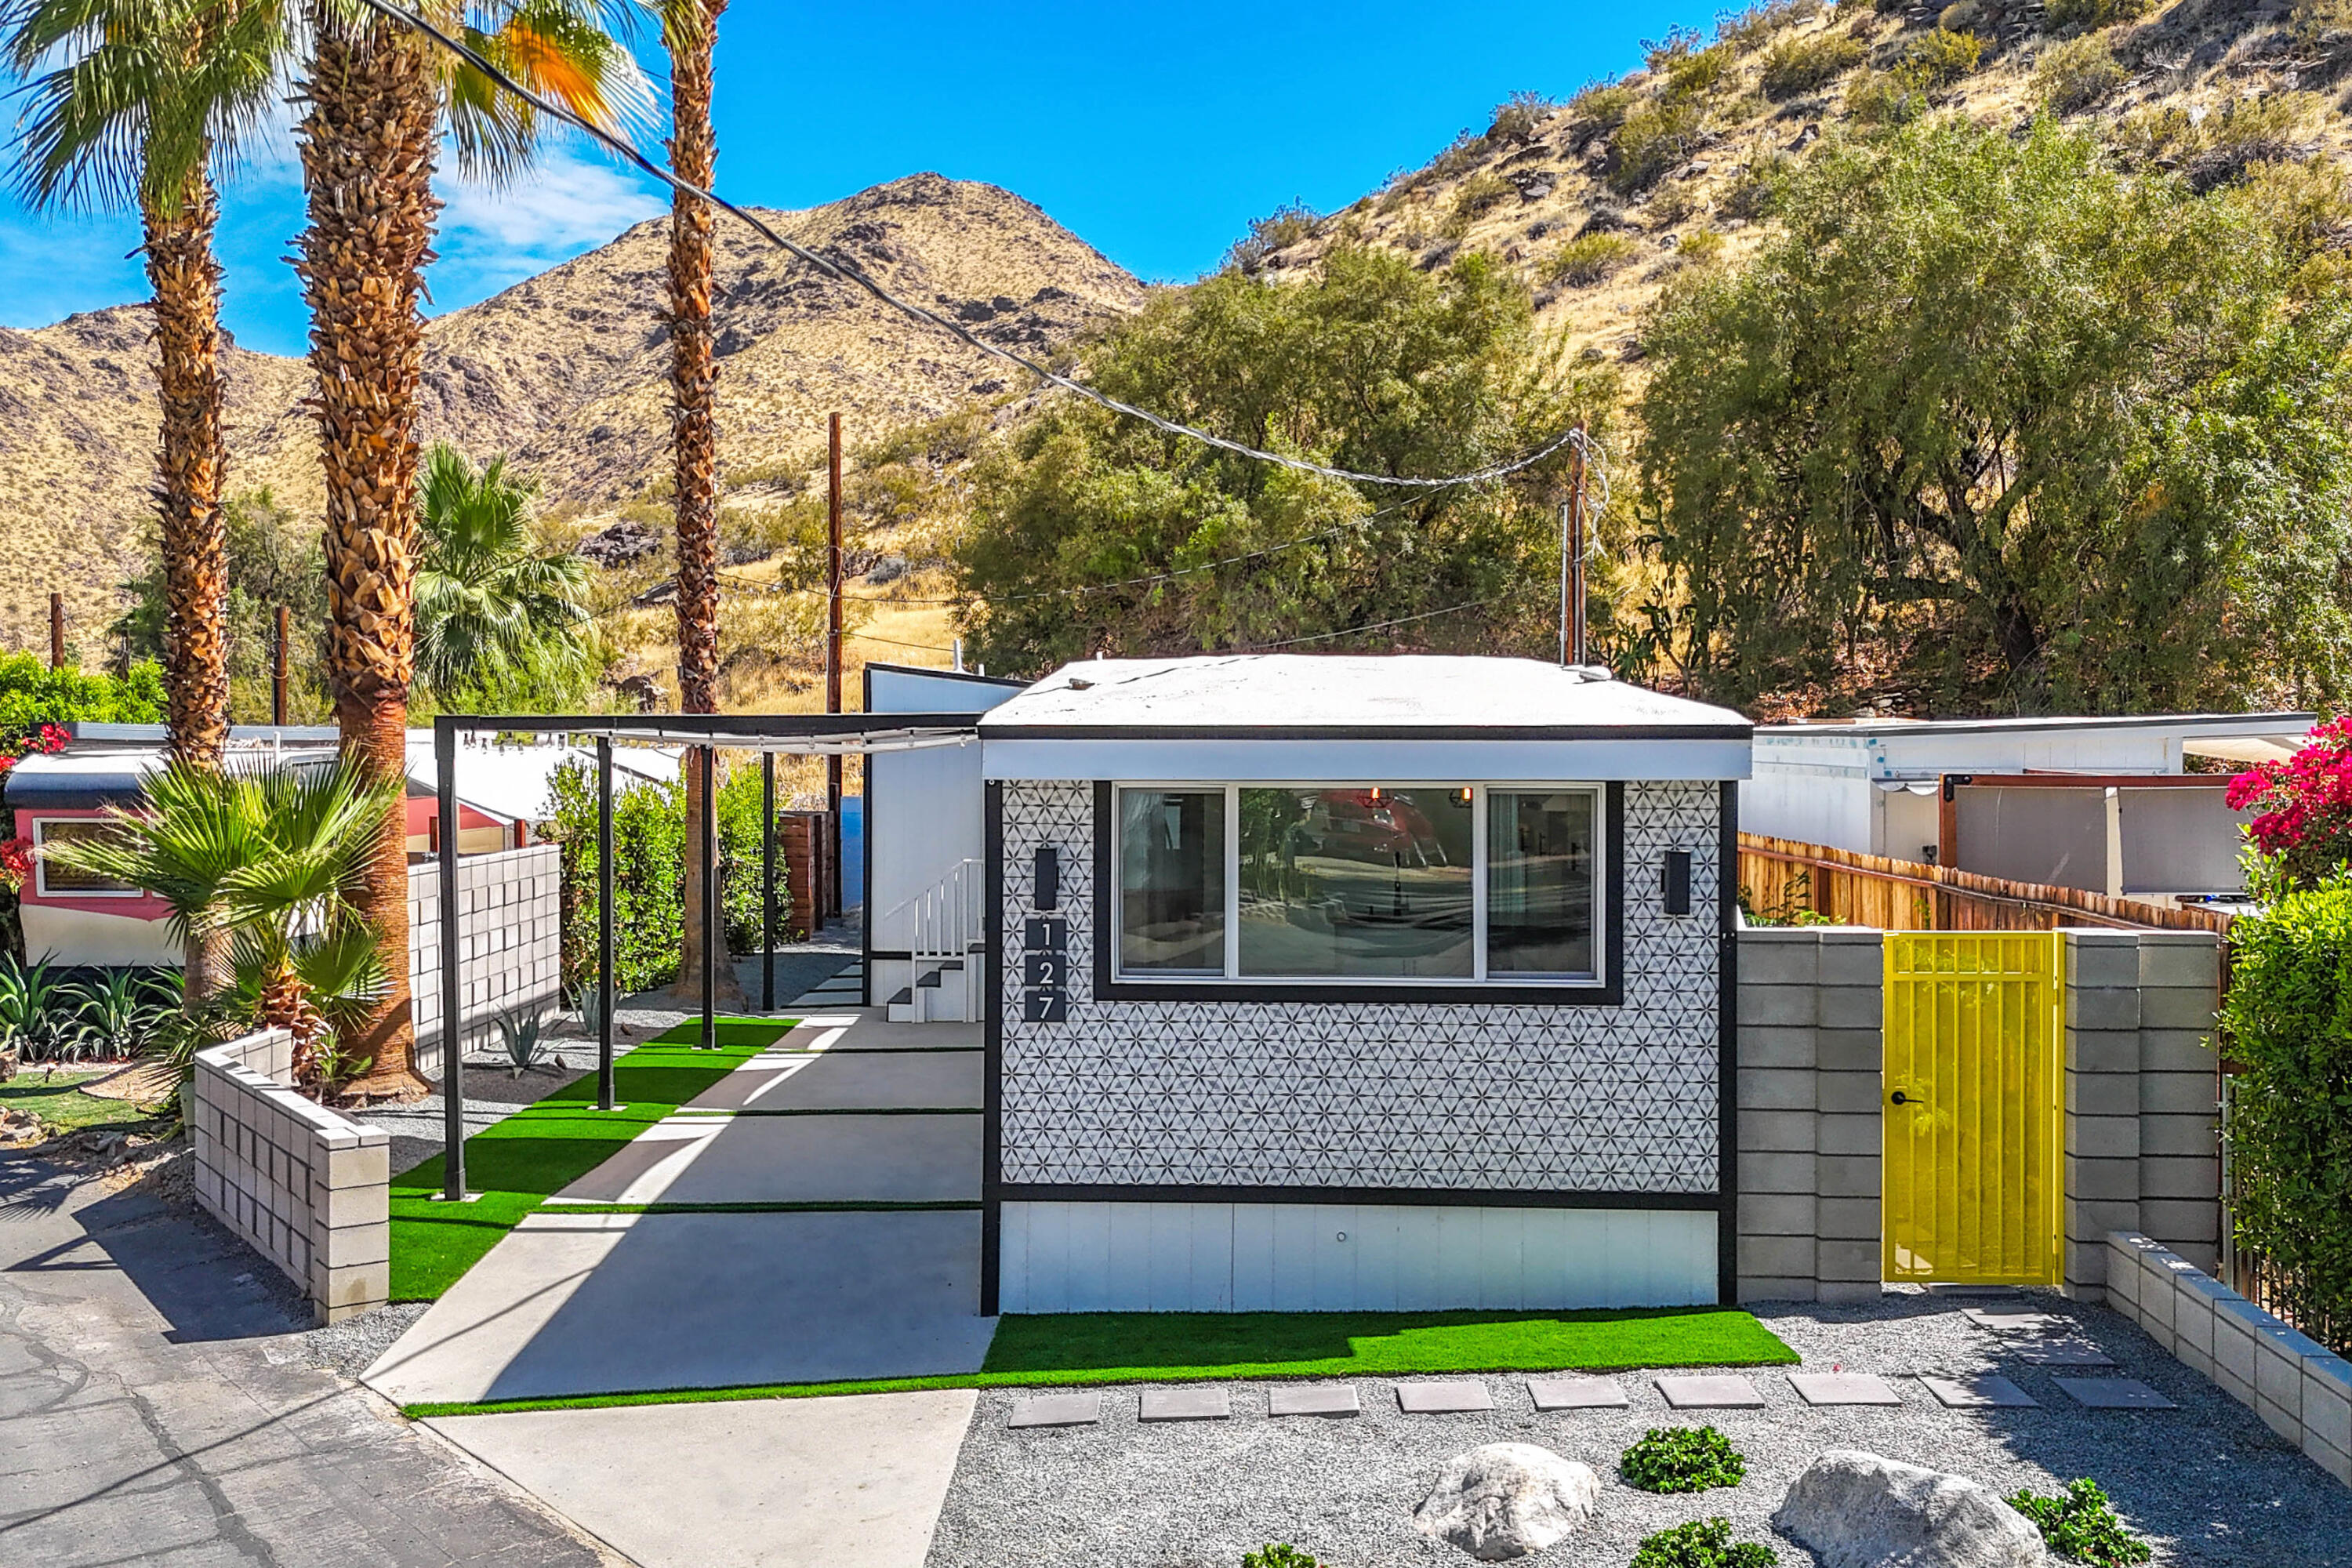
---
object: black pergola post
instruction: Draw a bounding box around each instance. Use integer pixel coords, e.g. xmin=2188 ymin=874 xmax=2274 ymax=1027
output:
xmin=435 ymin=720 xmax=466 ymax=1201
xmin=761 ymin=750 xmax=775 ymax=1013
xmin=700 ymin=744 xmax=717 ymax=1051
xmin=596 ymin=735 xmax=616 ymax=1111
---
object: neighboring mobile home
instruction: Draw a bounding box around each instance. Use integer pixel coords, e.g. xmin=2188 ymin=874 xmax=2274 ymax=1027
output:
xmin=967 ymin=654 xmax=1751 ymax=1315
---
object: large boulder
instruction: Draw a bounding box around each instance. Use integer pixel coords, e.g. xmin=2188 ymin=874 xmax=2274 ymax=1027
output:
xmin=1774 ymin=1450 xmax=2049 ymax=1568
xmin=1411 ymin=1443 xmax=1602 ymax=1560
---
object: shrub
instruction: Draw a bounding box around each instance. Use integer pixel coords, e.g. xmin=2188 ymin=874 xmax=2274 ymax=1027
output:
xmin=2006 ymin=1479 xmax=2153 ymax=1566
xmin=1544 ymin=232 xmax=1642 ymax=285
xmin=0 ymin=654 xmax=165 ymax=755
xmin=1759 ymin=31 xmax=1867 ymax=98
xmin=2037 ymin=34 xmax=2126 ymax=113
xmin=1566 ymin=81 xmax=1639 ymax=146
xmin=1632 ymin=1518 xmax=1780 ymax=1568
xmin=1621 ymin=1426 xmax=1748 ymax=1492
xmin=1488 ymin=89 xmax=1558 ymax=144
xmin=2218 ymin=879 xmax=2352 ymax=1341
xmin=1227 ymin=201 xmax=1322 ymax=273
xmin=1611 ymin=96 xmax=1711 ymax=194
xmin=1718 ymin=0 xmax=1823 ymax=51
xmin=2046 ymin=0 xmax=2148 ymax=30
xmin=1907 ymin=27 xmax=1984 ymax=85
xmin=1675 ymin=229 xmax=1729 ymax=267
xmin=546 ymin=760 xmax=686 ymax=996
xmin=1454 ymin=172 xmax=1515 ymax=225
xmin=1845 ymin=67 xmax=1927 ymax=124
xmin=1241 ymin=1548 xmax=1318 ymax=1568
xmin=1664 ymin=42 xmax=1737 ymax=98
xmin=2227 ymin=716 xmax=2352 ymax=893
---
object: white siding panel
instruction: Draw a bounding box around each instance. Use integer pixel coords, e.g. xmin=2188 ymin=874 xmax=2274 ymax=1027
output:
xmin=997 ymin=1203 xmax=1718 ymax=1313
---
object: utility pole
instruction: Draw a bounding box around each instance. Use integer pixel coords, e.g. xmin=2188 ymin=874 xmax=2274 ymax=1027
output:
xmin=273 ymin=605 xmax=291 ymax=726
xmin=1559 ymin=421 xmax=1588 ymax=668
xmin=826 ymin=412 xmax=845 ymax=927
xmin=49 ymin=592 xmax=64 ymax=670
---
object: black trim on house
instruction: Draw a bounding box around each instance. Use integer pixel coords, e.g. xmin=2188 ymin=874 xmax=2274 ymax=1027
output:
xmin=1090 ymin=780 xmax=1627 ymax=1007
xmin=1716 ymin=779 xmax=1740 ymax=1307
xmin=985 ymin=723 xmax=1752 ymax=742
xmin=995 ymin=1183 xmax=1721 ymax=1211
xmin=980 ymin=779 xmax=1004 ymax=1318
xmin=860 ymin=666 xmax=873 ymax=1007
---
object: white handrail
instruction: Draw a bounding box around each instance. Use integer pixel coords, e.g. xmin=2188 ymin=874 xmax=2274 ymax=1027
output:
xmin=881 ymin=858 xmax=982 ymax=960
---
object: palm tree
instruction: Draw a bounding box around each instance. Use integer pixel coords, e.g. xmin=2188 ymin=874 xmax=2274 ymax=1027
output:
xmin=5 ymin=0 xmax=291 ymax=1000
xmin=42 ymin=757 xmax=400 ymax=1090
xmin=660 ymin=0 xmax=736 ymax=1001
xmin=292 ymin=0 xmax=650 ymax=1096
xmin=414 ymin=442 xmax=593 ymax=701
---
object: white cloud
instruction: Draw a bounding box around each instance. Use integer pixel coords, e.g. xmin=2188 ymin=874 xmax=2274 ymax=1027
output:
xmin=427 ymin=140 xmax=667 ymax=312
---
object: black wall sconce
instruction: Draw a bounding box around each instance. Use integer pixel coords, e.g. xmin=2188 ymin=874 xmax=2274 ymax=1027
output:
xmin=1033 ymin=846 xmax=1059 ymax=912
xmin=1663 ymin=851 xmax=1692 ymax=916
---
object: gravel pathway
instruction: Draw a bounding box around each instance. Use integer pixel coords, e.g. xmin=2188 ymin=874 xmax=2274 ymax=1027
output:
xmin=924 ymin=1292 xmax=2351 ymax=1568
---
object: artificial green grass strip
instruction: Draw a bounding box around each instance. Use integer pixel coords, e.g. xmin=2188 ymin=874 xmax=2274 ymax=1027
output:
xmin=387 ymin=1036 xmax=766 ymax=1301
xmin=644 ymin=1017 xmax=799 ymax=1048
xmin=689 ymin=1106 xmax=982 ymax=1117
xmin=541 ymin=1200 xmax=984 ymax=1214
xmin=399 ymin=1307 xmax=1796 ymax=1419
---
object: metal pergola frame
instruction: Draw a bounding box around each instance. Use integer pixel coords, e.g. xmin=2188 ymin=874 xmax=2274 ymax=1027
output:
xmin=430 ymin=710 xmax=979 ymax=1201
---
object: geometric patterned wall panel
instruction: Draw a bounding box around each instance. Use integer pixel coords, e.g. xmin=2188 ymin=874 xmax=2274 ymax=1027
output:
xmin=998 ymin=777 xmax=1724 ymax=1195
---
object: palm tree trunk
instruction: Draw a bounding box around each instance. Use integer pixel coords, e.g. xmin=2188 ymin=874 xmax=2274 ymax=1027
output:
xmin=143 ymin=165 xmax=234 ymax=1005
xmin=294 ymin=9 xmax=438 ymax=1098
xmin=666 ymin=0 xmax=742 ymax=1005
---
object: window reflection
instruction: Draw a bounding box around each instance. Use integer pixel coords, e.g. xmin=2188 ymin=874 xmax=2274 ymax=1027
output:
xmin=1116 ymin=789 xmax=1225 ymax=974
xmin=1488 ymin=790 xmax=1597 ymax=977
xmin=1236 ymin=787 xmax=1473 ymax=978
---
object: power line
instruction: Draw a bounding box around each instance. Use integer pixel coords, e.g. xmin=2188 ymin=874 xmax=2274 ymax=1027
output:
xmin=1234 ymin=595 xmax=1506 ymax=652
xmin=352 ymin=0 xmax=1595 ymax=494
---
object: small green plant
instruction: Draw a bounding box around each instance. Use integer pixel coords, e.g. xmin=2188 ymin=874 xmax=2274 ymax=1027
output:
xmin=311 ymin=1033 xmax=376 ymax=1102
xmin=1759 ymin=31 xmax=1866 ymax=98
xmin=1621 ymin=1425 xmax=1748 ymax=1493
xmin=1566 ymin=80 xmax=1638 ymax=145
xmin=1845 ymin=67 xmax=1927 ymax=125
xmin=1632 ymin=1517 xmax=1780 ymax=1568
xmin=1486 ymin=89 xmax=1558 ymax=144
xmin=1544 ymin=232 xmax=1642 ymax=285
xmin=496 ymin=1007 xmax=558 ymax=1076
xmin=2006 ymin=1479 xmax=2152 ymax=1566
xmin=1675 ymin=230 xmax=1729 ymax=267
xmin=1906 ymin=27 xmax=1984 ymax=85
xmin=2046 ymin=0 xmax=2147 ymax=31
xmin=2035 ymin=34 xmax=2125 ymax=114
xmin=1241 ymin=1546 xmax=1319 ymax=1568
xmin=1454 ymin=172 xmax=1514 ymax=223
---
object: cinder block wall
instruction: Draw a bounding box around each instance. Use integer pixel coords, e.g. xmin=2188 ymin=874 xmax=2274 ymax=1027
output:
xmin=407 ymin=842 xmax=562 ymax=1079
xmin=188 ymin=1029 xmax=391 ymax=1324
xmin=2063 ymin=930 xmax=2223 ymax=1301
xmin=1736 ymin=926 xmax=1885 ymax=1305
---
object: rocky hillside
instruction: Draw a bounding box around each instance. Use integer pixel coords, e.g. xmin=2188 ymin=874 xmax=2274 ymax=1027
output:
xmin=1251 ymin=0 xmax=2346 ymax=364
xmin=0 ymin=172 xmax=1142 ymax=652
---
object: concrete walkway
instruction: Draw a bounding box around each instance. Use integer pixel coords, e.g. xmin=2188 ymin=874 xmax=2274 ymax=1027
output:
xmin=365 ymin=1006 xmax=993 ymax=1566
xmin=0 ymin=1157 xmax=609 ymax=1568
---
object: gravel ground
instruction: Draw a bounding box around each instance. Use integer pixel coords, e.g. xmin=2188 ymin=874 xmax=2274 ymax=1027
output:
xmin=924 ymin=1292 xmax=2352 ymax=1568
xmin=292 ymin=1299 xmax=435 ymax=1381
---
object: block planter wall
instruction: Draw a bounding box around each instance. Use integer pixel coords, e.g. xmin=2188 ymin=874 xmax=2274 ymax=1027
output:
xmin=1734 ymin=925 xmax=1884 ymax=1305
xmin=407 ymin=842 xmax=562 ymax=1079
xmin=2107 ymin=1232 xmax=2352 ymax=1488
xmin=188 ymin=1029 xmax=390 ymax=1324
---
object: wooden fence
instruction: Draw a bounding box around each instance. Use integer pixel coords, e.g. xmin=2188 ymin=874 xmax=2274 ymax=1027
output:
xmin=1737 ymin=832 xmax=2236 ymax=936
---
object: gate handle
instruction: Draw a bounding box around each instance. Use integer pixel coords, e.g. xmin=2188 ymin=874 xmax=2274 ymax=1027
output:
xmin=1890 ymin=1091 xmax=1917 ymax=1106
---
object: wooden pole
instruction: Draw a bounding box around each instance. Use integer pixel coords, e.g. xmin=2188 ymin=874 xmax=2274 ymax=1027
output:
xmin=49 ymin=592 xmax=64 ymax=670
xmin=273 ymin=604 xmax=291 ymax=725
xmin=826 ymin=412 xmax=844 ymax=926
xmin=1567 ymin=421 xmax=1588 ymax=667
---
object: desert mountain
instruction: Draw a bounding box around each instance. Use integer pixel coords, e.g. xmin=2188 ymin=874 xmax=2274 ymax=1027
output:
xmin=0 ymin=172 xmax=1142 ymax=652
xmin=1250 ymin=0 xmax=2343 ymax=362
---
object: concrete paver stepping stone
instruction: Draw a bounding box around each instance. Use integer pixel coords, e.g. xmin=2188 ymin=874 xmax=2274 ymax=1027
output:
xmin=2055 ymin=1377 xmax=2177 ymax=1410
xmin=1140 ymin=1387 xmax=1231 ymax=1422
xmin=1918 ymin=1374 xmax=2039 ymax=1409
xmin=1008 ymin=1392 xmax=1102 ymax=1428
xmin=1788 ymin=1372 xmax=1904 ymax=1406
xmin=2008 ymin=1338 xmax=2117 ymax=1367
xmin=1396 ymin=1381 xmax=1495 ymax=1414
xmin=1962 ymin=1307 xmax=2063 ymax=1333
xmin=1528 ymin=1376 xmax=1630 ymax=1411
xmin=1656 ymin=1374 xmax=1765 ymax=1409
xmin=1269 ymin=1385 xmax=1360 ymax=1417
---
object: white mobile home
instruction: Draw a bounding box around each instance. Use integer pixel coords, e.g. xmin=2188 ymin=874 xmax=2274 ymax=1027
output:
xmin=966 ymin=654 xmax=1752 ymax=1315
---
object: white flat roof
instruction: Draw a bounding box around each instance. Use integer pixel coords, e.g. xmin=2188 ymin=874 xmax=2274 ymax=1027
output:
xmin=981 ymin=655 xmax=1751 ymax=736
xmin=1760 ymin=712 xmax=2313 ymax=740
xmin=978 ymin=655 xmax=1751 ymax=782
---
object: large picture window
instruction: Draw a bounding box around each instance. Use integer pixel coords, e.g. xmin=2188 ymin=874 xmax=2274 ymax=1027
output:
xmin=1110 ymin=783 xmax=1608 ymax=988
xmin=32 ymin=818 xmax=140 ymax=897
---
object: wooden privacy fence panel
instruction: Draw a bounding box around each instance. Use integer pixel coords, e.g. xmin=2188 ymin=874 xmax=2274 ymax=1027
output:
xmin=1739 ymin=833 xmax=2235 ymax=935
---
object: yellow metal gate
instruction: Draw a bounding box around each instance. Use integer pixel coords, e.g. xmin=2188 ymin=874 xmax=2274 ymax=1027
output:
xmin=1882 ymin=931 xmax=2065 ymax=1286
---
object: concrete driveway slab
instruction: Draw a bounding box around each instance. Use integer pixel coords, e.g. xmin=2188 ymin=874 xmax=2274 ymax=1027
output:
xmin=366 ymin=1209 xmax=996 ymax=1406
xmin=604 ymin=1112 xmax=982 ymax=1204
xmin=430 ymin=1388 xmax=977 ymax=1568
xmin=685 ymin=1049 xmax=984 ymax=1112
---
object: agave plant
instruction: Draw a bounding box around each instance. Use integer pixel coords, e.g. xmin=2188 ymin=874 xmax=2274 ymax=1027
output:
xmin=0 ymin=956 xmax=84 ymax=1064
xmin=65 ymin=967 xmax=180 ymax=1058
xmin=43 ymin=757 xmax=401 ymax=1092
xmin=495 ymin=1005 xmax=557 ymax=1077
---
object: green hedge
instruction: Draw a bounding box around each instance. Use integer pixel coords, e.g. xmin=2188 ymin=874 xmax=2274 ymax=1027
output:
xmin=2220 ymin=881 xmax=2352 ymax=1335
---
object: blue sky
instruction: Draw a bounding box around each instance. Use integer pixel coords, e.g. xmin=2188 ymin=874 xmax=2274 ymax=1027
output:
xmin=1 ymin=1 xmax=1690 ymax=358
